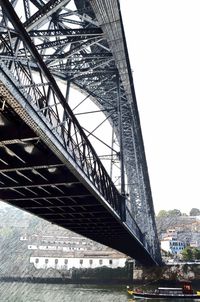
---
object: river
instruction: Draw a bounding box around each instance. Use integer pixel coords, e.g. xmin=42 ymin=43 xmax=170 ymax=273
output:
xmin=0 ymin=282 xmax=129 ymax=302
xmin=0 ymin=281 xmax=199 ymax=301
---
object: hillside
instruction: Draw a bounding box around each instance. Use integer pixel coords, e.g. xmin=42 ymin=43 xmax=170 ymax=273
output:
xmin=156 ymin=215 xmax=200 ymax=247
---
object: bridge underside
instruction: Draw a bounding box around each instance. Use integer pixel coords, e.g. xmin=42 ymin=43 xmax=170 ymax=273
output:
xmin=0 ymin=82 xmax=155 ymax=266
xmin=0 ymin=0 xmax=162 ymax=266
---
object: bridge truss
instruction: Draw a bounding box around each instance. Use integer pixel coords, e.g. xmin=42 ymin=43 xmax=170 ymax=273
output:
xmin=0 ymin=0 xmax=162 ymax=265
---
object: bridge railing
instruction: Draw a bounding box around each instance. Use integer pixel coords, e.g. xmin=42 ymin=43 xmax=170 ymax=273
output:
xmin=0 ymin=34 xmax=124 ymax=218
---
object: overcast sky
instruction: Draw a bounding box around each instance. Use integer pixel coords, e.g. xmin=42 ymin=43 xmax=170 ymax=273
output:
xmin=1 ymin=1 xmax=199 ymax=216
xmin=121 ymin=0 xmax=200 ymax=214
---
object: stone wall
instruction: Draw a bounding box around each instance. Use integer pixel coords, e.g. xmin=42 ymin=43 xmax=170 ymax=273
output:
xmin=134 ymin=264 xmax=200 ymax=281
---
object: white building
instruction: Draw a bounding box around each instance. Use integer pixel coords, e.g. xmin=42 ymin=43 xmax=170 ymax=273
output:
xmin=27 ymin=234 xmax=127 ymax=271
xmin=160 ymin=228 xmax=185 ymax=255
xmin=161 ymin=238 xmax=185 ymax=255
xmin=30 ymin=255 xmax=127 ymax=270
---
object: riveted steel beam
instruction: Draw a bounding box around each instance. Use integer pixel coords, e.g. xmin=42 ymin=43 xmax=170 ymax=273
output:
xmin=29 ymin=28 xmax=103 ymax=37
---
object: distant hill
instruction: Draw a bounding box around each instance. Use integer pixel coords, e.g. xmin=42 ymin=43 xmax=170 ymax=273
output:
xmin=156 ymin=215 xmax=200 ymax=233
xmin=156 ymin=215 xmax=200 ymax=246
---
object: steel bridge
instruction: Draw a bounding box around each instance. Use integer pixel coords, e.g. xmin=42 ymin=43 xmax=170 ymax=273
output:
xmin=0 ymin=0 xmax=162 ymax=265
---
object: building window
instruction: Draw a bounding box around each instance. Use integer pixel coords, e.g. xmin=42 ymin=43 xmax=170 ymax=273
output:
xmin=109 ymin=260 xmax=113 ymax=265
xmin=89 ymin=259 xmax=93 ymax=265
xmin=80 ymin=259 xmax=83 ymax=265
xmin=45 ymin=259 xmax=48 ymax=264
xmin=64 ymin=259 xmax=68 ymax=264
xmin=35 ymin=258 xmax=39 ymax=264
xmin=99 ymin=259 xmax=103 ymax=265
xmin=55 ymin=259 xmax=58 ymax=264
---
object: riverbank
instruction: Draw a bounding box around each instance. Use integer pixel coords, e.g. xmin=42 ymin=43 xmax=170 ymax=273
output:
xmin=134 ymin=263 xmax=200 ymax=281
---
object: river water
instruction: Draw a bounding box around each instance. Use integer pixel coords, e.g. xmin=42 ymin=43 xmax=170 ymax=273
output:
xmin=0 ymin=282 xmax=129 ymax=302
xmin=0 ymin=282 xmax=199 ymax=302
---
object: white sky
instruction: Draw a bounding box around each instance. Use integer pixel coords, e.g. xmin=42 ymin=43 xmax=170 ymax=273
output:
xmin=121 ymin=0 xmax=200 ymax=214
xmin=1 ymin=0 xmax=199 ymax=216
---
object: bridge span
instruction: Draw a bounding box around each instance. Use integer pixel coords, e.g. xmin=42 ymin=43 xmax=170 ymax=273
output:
xmin=0 ymin=0 xmax=162 ymax=265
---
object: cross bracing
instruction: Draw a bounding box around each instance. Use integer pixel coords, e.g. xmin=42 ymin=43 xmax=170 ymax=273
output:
xmin=0 ymin=0 xmax=162 ymax=265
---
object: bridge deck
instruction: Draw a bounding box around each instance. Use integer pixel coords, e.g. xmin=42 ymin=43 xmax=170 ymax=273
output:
xmin=0 ymin=79 xmax=155 ymax=266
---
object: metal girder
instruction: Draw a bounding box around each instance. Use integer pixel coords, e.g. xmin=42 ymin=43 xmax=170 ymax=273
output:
xmin=0 ymin=164 xmax=65 ymax=173
xmin=5 ymin=194 xmax=92 ymax=202
xmin=0 ymin=181 xmax=80 ymax=190
xmin=23 ymin=0 xmax=31 ymax=20
xmin=35 ymin=36 xmax=98 ymax=51
xmin=42 ymin=53 xmax=113 ymax=60
xmin=23 ymin=203 xmax=100 ymax=209
xmin=29 ymin=28 xmax=103 ymax=37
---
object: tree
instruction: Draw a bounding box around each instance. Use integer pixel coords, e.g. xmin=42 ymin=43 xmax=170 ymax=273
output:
xmin=181 ymin=246 xmax=200 ymax=261
xmin=167 ymin=209 xmax=182 ymax=216
xmin=189 ymin=208 xmax=200 ymax=216
xmin=157 ymin=209 xmax=183 ymax=217
xmin=157 ymin=210 xmax=168 ymax=217
xmin=193 ymin=248 xmax=200 ymax=260
xmin=181 ymin=246 xmax=194 ymax=261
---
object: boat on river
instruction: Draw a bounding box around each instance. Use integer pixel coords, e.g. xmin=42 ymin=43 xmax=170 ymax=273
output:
xmin=127 ymin=281 xmax=200 ymax=299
